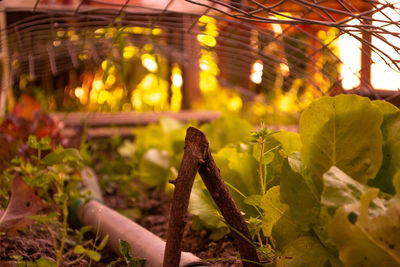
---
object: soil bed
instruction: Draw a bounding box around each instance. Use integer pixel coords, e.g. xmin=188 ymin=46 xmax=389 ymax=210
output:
xmin=104 ymin=186 xmax=242 ymax=266
xmin=1 ymin=185 xmax=241 ymax=266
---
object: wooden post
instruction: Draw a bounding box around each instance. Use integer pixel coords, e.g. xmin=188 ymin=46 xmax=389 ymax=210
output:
xmin=360 ymin=15 xmax=372 ymax=95
xmin=0 ymin=3 xmax=13 ymax=115
xmin=163 ymin=127 xmax=209 ymax=267
xmin=181 ymin=15 xmax=201 ymax=110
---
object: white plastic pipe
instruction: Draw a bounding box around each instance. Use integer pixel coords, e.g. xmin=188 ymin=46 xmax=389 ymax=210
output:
xmin=77 ymin=200 xmax=207 ymax=267
xmin=77 ymin=167 xmax=208 ymax=267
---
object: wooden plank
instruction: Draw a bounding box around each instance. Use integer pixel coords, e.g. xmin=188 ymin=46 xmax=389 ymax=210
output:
xmin=51 ymin=110 xmax=221 ymax=127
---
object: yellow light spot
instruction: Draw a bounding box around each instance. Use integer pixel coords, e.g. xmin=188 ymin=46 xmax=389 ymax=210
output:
xmin=171 ymin=84 xmax=182 ymax=111
xmin=143 ymin=44 xmax=153 ymax=52
xmin=113 ymin=88 xmax=124 ymax=99
xmin=274 ymin=12 xmax=293 ymax=21
xmin=171 ymin=65 xmax=182 ymax=111
xmin=280 ymin=63 xmax=290 ymax=77
xmin=253 ymin=61 xmax=263 ymax=73
xmin=105 ymin=27 xmax=117 ymax=39
xmin=198 ymin=15 xmax=216 ymax=25
xmin=141 ymin=54 xmax=158 ymax=72
xmin=228 ymin=96 xmax=243 ymax=111
xmin=92 ymin=80 xmax=104 ymax=91
xmin=105 ymin=32 xmax=114 ymax=39
xmin=199 ymin=61 xmax=210 ymax=72
xmin=75 ymin=87 xmax=84 ymax=99
xmin=152 ymin=28 xmax=162 ymax=36
xmin=317 ymin=30 xmax=326 ymax=40
xmin=94 ymin=28 xmax=105 ymax=35
xmin=172 ymin=73 xmax=183 ymax=88
xmin=67 ymin=30 xmax=76 ymax=37
xmin=90 ymin=90 xmax=98 ymax=103
xmin=147 ymin=92 xmax=162 ymax=104
xmin=101 ymin=60 xmax=109 ymax=70
xmin=278 ymin=95 xmax=293 ymax=112
xmin=98 ymin=90 xmax=111 ymax=105
xmin=250 ymin=73 xmax=262 ymax=84
xmin=109 ymin=65 xmax=116 ymax=74
xmin=123 ymin=46 xmax=139 ymax=59
xmin=251 ymin=60 xmax=264 ymax=84
xmin=205 ymin=22 xmax=219 ymax=37
xmin=56 ymin=31 xmax=65 ymax=37
xmin=78 ymin=53 xmax=88 ymax=60
xmin=199 ymin=53 xmax=219 ymax=76
xmin=271 ymin=24 xmax=282 ymax=35
xmin=122 ymin=27 xmax=135 ymax=34
xmin=70 ymin=35 xmax=79 ymax=41
xmin=106 ymin=75 xmax=116 ymax=86
xmin=197 ymin=34 xmax=216 ymax=47
xmin=131 ymin=73 xmax=169 ymax=110
xmin=200 ymin=71 xmax=218 ymax=92
xmin=131 ymin=27 xmax=144 ymax=34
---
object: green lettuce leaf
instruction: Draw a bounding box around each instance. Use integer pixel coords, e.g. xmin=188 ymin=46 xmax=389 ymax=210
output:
xmin=280 ymin=154 xmax=320 ymax=229
xmin=213 ymin=147 xmax=260 ymax=214
xmin=271 ymin=210 xmax=304 ymax=250
xmin=328 ymin=188 xmax=400 ymax=266
xmin=372 ymin=100 xmax=399 ymax=116
xmin=300 ymin=94 xmax=383 ymax=190
xmin=260 ymin=186 xmax=288 ymax=238
xmin=188 ymin=177 xmax=229 ymax=240
xmin=272 ymin=130 xmax=302 ymax=157
xmin=370 ymin=109 xmax=400 ymax=194
xmin=200 ymin=115 xmax=253 ymax=151
xmin=322 ymin=166 xmax=390 ymax=214
xmin=276 ymin=236 xmax=336 ymax=267
xmin=138 ymin=148 xmax=171 ymax=187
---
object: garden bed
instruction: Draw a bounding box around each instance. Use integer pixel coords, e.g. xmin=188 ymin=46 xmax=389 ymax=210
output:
xmin=0 ymin=187 xmax=241 ymax=266
xmin=2 ymin=94 xmax=400 ymax=267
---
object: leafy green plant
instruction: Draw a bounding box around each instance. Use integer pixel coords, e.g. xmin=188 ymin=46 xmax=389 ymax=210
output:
xmin=186 ymin=95 xmax=400 ymax=266
xmin=0 ymin=135 xmax=111 ymax=266
xmin=272 ymin=95 xmax=400 ymax=266
xmin=10 ymin=255 xmax=56 ymax=267
xmin=107 ymin=240 xmax=146 ymax=267
xmin=127 ymin=115 xmax=255 ymax=190
xmin=83 ymin=135 xmax=139 ymax=198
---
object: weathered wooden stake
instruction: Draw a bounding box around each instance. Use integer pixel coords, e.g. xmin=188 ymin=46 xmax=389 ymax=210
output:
xmin=163 ymin=127 xmax=260 ymax=267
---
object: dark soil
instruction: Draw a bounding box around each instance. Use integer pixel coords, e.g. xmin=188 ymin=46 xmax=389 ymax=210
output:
xmin=104 ymin=187 xmax=242 ymax=266
xmin=0 ymin=185 xmax=242 ymax=266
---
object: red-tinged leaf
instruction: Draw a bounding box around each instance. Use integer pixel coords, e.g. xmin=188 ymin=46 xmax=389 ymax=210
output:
xmin=0 ymin=175 xmax=44 ymax=234
xmin=12 ymin=94 xmax=42 ymax=121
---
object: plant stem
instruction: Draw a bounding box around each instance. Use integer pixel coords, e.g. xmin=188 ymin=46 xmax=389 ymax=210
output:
xmin=259 ymin=142 xmax=265 ymax=195
xmin=45 ymin=222 xmax=58 ymax=252
xmin=257 ymin=232 xmax=264 ymax=249
xmin=65 ymin=255 xmax=86 ymax=265
xmin=56 ymin=200 xmax=68 ymax=267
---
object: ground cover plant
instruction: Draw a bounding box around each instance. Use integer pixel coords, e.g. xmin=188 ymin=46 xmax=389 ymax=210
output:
xmin=0 ymin=97 xmax=123 ymax=266
xmin=1 ymin=94 xmax=400 ymax=266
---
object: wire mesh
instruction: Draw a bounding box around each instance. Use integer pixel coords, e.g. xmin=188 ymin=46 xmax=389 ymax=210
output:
xmin=1 ymin=0 xmax=400 ymax=110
